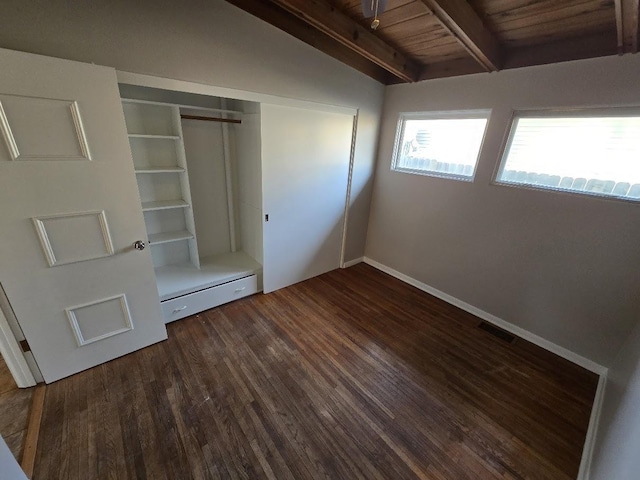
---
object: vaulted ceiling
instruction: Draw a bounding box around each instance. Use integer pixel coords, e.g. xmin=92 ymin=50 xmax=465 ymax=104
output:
xmin=226 ymin=0 xmax=639 ymax=84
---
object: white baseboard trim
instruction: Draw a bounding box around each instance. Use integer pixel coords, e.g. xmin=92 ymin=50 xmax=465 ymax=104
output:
xmin=363 ymin=256 xmax=607 ymax=376
xmin=342 ymin=257 xmax=364 ymax=268
xmin=577 ymin=373 xmax=607 ymax=480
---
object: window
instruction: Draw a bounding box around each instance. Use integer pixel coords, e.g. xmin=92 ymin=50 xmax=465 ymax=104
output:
xmin=391 ymin=111 xmax=489 ymax=181
xmin=496 ymin=111 xmax=640 ymax=201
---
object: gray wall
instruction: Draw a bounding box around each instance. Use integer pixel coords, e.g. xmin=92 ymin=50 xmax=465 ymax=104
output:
xmin=0 ymin=0 xmax=384 ymax=263
xmin=366 ymin=55 xmax=640 ymax=366
xmin=590 ymin=318 xmax=640 ymax=479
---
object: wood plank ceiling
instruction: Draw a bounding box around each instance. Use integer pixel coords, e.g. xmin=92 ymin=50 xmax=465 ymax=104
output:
xmin=226 ymin=0 xmax=639 ymax=84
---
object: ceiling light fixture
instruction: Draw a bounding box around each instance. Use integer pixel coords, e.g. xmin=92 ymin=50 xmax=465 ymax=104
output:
xmin=371 ymin=0 xmax=380 ymax=30
xmin=361 ymin=0 xmax=387 ymax=30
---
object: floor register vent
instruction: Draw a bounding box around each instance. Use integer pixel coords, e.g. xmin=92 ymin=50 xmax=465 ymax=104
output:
xmin=478 ymin=321 xmax=517 ymax=344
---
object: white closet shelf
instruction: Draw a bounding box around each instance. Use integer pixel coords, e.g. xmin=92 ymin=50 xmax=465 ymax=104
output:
xmin=128 ymin=133 xmax=180 ymax=140
xmin=155 ymin=251 xmax=262 ymax=301
xmin=135 ymin=167 xmax=185 ymax=174
xmin=122 ymin=97 xmax=243 ymax=116
xmin=141 ymin=199 xmax=190 ymax=212
xmin=148 ymin=230 xmax=194 ymax=245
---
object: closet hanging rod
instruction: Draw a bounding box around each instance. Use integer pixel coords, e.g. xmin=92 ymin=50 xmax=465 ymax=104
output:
xmin=180 ymin=114 xmax=241 ymax=124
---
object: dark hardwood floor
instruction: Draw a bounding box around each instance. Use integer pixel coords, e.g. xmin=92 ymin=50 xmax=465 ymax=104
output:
xmin=34 ymin=264 xmax=598 ymax=479
xmin=0 ymin=354 xmax=18 ymax=395
xmin=0 ymin=354 xmax=34 ymax=462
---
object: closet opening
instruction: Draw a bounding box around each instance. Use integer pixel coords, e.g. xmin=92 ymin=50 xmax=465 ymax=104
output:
xmin=119 ymin=84 xmax=263 ymax=323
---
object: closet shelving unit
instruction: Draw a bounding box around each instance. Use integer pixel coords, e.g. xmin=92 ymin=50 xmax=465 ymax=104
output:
xmin=123 ymin=99 xmax=200 ymax=272
xmin=122 ymin=95 xmax=262 ymax=322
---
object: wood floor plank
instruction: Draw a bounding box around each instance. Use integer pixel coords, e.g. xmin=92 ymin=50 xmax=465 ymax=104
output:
xmin=34 ymin=264 xmax=597 ymax=479
xmin=0 ymin=384 xmax=34 ymax=464
xmin=21 ymin=384 xmax=46 ymax=478
xmin=4 ymin=430 xmax=26 ymax=462
xmin=0 ymin=355 xmax=18 ymax=395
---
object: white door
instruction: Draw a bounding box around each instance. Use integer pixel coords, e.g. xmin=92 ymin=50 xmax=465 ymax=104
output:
xmin=0 ymin=48 xmax=166 ymax=383
xmin=261 ymin=104 xmax=354 ymax=293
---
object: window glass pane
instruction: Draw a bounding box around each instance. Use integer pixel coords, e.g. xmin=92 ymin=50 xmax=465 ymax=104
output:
xmin=392 ymin=115 xmax=488 ymax=180
xmin=498 ymin=115 xmax=640 ymax=200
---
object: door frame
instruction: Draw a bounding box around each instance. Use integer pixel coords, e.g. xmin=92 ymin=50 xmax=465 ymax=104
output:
xmin=0 ymin=305 xmax=36 ymax=388
xmin=116 ymin=71 xmax=357 ymax=117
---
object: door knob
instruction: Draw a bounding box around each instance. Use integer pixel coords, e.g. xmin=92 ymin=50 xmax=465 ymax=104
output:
xmin=133 ymin=240 xmax=146 ymax=251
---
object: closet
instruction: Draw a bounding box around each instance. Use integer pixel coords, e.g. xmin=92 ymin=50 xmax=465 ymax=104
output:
xmin=119 ymin=85 xmax=263 ymax=323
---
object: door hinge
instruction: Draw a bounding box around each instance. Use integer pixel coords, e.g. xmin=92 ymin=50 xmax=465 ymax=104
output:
xmin=19 ymin=339 xmax=31 ymax=353
xmin=265 ymin=214 xmax=269 ymax=222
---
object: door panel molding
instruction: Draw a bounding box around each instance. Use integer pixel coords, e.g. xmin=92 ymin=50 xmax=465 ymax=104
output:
xmin=66 ymin=294 xmax=134 ymax=347
xmin=0 ymin=96 xmax=91 ymax=161
xmin=32 ymin=210 xmax=115 ymax=267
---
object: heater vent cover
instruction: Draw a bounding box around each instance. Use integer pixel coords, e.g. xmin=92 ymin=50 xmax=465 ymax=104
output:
xmin=478 ymin=322 xmax=516 ymax=344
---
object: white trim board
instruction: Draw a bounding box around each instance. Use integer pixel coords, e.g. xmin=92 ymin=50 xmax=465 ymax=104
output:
xmin=342 ymin=257 xmax=364 ymax=268
xmin=362 ymin=257 xmax=607 ymax=375
xmin=577 ymin=373 xmax=608 ymax=480
xmin=116 ymin=71 xmax=357 ymax=116
xmin=0 ymin=301 xmax=36 ymax=388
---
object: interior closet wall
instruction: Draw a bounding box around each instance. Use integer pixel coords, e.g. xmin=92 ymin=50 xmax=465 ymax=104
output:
xmin=232 ymin=100 xmax=263 ymax=267
xmin=0 ymin=0 xmax=384 ymax=264
xmin=181 ymin=109 xmax=234 ymax=259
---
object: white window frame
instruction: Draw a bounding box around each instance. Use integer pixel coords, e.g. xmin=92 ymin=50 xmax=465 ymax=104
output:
xmin=494 ymin=107 xmax=640 ymax=202
xmin=391 ymin=110 xmax=491 ymax=182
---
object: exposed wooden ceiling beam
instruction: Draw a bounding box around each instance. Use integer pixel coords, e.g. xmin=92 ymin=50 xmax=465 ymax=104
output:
xmin=263 ymin=0 xmax=421 ymax=82
xmin=418 ymin=57 xmax=484 ymax=81
xmin=419 ymin=0 xmax=503 ymax=72
xmin=225 ymin=0 xmax=395 ymax=84
xmin=414 ymin=32 xmax=620 ymax=83
xmin=615 ymin=0 xmax=640 ymax=53
xmin=504 ymin=31 xmax=618 ymax=70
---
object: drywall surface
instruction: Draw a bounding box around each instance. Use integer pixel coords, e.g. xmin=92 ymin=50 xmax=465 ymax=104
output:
xmin=590 ymin=319 xmax=640 ymax=479
xmin=367 ymin=54 xmax=640 ymax=366
xmin=0 ymin=0 xmax=383 ymax=263
xmin=182 ymin=109 xmax=232 ymax=258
